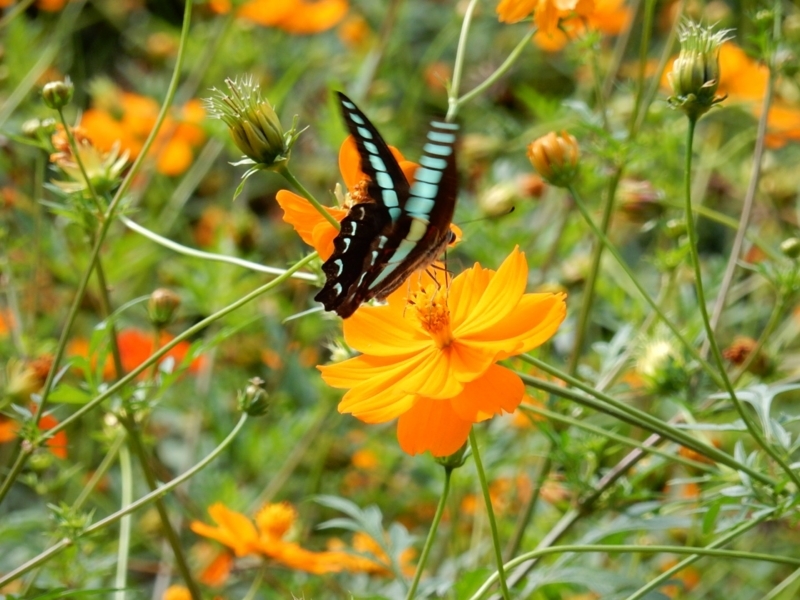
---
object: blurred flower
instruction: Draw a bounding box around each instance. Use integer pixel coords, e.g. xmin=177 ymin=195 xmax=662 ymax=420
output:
xmin=276 ymin=135 xmax=415 ymax=259
xmin=50 ymin=125 xmax=129 ymax=196
xmin=80 ymin=84 xmax=205 ymax=176
xmin=659 ymin=559 xmax=701 ymax=598
xmin=196 ymin=547 xmax=233 ymax=587
xmin=338 ymin=14 xmax=371 ymax=49
xmin=0 ymin=410 xmax=68 ymax=459
xmin=667 ymin=22 xmax=732 ymax=119
xmin=0 ymin=308 xmax=16 ymax=338
xmin=533 ymin=0 xmax=631 ymax=52
xmin=318 ymin=247 xmax=567 ymax=457
xmin=617 ymin=179 xmax=664 ymax=223
xmin=35 ymin=0 xmax=69 ymax=11
xmin=162 ymin=586 xmax=191 ymax=600
xmin=351 ymin=448 xmax=378 ymax=470
xmin=497 ymin=0 xmax=595 ymax=39
xmin=723 ymin=336 xmax=769 ymax=375
xmin=332 ymin=532 xmax=416 ymax=576
xmin=4 ymin=356 xmax=52 ymax=403
xmin=479 ymin=182 xmax=517 ymax=217
xmin=210 ymin=0 xmax=348 ymax=34
xmin=191 ymin=502 xmax=347 ymax=574
xmin=527 ymin=131 xmax=580 ymax=188
xmin=781 ymin=237 xmax=800 ymax=259
xmin=68 ymin=329 xmax=205 ymax=380
xmin=636 ymin=337 xmax=687 ymax=394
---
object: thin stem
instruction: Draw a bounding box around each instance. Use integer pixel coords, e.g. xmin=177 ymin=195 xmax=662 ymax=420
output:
xmin=95 ymin=258 xmax=125 ymax=378
xmin=278 ymin=165 xmax=340 ymax=230
xmin=682 ymin=116 xmax=800 ymax=490
xmin=469 ymin=541 xmax=792 ymax=600
xmin=504 ymin=451 xmax=551 ymax=561
xmin=120 ymin=215 xmax=317 ymax=281
xmin=406 ymin=466 xmax=452 ymax=600
xmin=567 ymin=184 xmax=726 ymax=389
xmin=0 ymin=414 xmax=249 ymax=589
xmin=446 ymin=0 xmax=481 ymax=121
xmin=567 ymin=169 xmax=622 ymax=375
xmin=623 ymin=515 xmax=767 ymax=600
xmin=519 ymin=403 xmax=712 ymax=472
xmin=452 ymin=27 xmax=537 ymax=120
xmin=242 ymin=566 xmax=266 ymax=600
xmin=113 ymin=443 xmax=133 ymax=600
xmin=469 ymin=430 xmax=511 ymax=600
xmin=763 ymin=565 xmax=800 ymax=600
xmin=627 ymin=0 xmax=656 ymax=139
xmin=600 ymin=0 xmax=641 ymax=100
xmin=516 ymin=363 xmax=775 ymax=486
xmin=74 ymin=431 xmax=126 ymax=509
xmin=55 ymin=108 xmax=102 ymax=212
xmin=707 ymin=61 xmax=777 ymax=336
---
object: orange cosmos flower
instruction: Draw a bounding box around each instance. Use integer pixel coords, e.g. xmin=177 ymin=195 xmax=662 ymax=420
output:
xmin=276 ymin=135 xmax=417 ymax=260
xmin=80 ymin=87 xmax=205 ymax=177
xmin=210 ymin=0 xmax=348 ymax=34
xmin=318 ymin=247 xmax=567 ymax=456
xmin=533 ymin=0 xmax=630 ymax=52
xmin=162 ymin=586 xmax=191 ymax=600
xmin=190 ymin=502 xmax=344 ymax=574
xmin=497 ymin=0 xmax=595 ymax=37
xmin=0 ymin=412 xmax=68 ymax=459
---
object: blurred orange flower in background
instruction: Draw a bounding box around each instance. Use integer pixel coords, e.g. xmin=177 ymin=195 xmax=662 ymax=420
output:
xmin=80 ymin=85 xmax=205 ymax=177
xmin=497 ymin=0 xmax=595 ymax=37
xmin=0 ymin=411 xmax=68 ymax=459
xmin=209 ymin=0 xmax=348 ymax=34
xmin=276 ymin=136 xmax=416 ymax=259
xmin=318 ymin=247 xmax=567 ymax=457
xmin=533 ymin=0 xmax=631 ymax=52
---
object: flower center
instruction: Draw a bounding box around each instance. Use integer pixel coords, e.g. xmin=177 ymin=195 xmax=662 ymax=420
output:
xmin=409 ymin=284 xmax=453 ymax=348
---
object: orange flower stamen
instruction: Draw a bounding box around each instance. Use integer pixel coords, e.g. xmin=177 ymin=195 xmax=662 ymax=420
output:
xmin=410 ymin=285 xmax=453 ymax=348
xmin=350 ymin=178 xmax=371 ymax=204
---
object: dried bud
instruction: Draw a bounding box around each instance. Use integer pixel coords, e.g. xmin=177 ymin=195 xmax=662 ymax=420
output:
xmin=147 ymin=288 xmax=181 ymax=327
xmin=205 ymin=76 xmax=302 ymax=169
xmin=617 ymin=179 xmax=664 ymax=223
xmin=527 ymin=131 xmax=579 ymax=188
xmin=42 ymin=77 xmax=74 ymax=110
xmin=667 ymin=22 xmax=732 ymax=119
xmin=238 ymin=377 xmax=270 ymax=416
xmin=780 ymin=237 xmax=800 ymax=259
xmin=479 ymin=182 xmax=517 ymax=217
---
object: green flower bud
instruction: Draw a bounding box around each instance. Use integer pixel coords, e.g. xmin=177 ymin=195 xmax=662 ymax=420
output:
xmin=206 ymin=76 xmax=302 ymax=169
xmin=147 ymin=288 xmax=181 ymax=327
xmin=238 ymin=377 xmax=270 ymax=417
xmin=667 ymin=22 xmax=732 ymax=120
xmin=42 ymin=77 xmax=74 ymax=110
xmin=780 ymin=237 xmax=800 ymax=259
xmin=435 ymin=442 xmax=469 ymax=470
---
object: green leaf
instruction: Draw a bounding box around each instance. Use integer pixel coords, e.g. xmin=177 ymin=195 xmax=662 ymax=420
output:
xmin=48 ymin=385 xmax=91 ymax=404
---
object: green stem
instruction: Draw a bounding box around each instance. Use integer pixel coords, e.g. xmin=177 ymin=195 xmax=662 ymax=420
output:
xmin=0 ymin=0 xmax=35 ymax=29
xmin=623 ymin=515 xmax=767 ymax=600
xmin=682 ymin=116 xmax=800 ymax=490
xmin=517 ymin=363 xmax=775 ymax=486
xmin=469 ymin=540 xmax=791 ymax=600
xmin=567 ymin=184 xmax=726 ymax=389
xmin=120 ymin=215 xmax=317 ymax=281
xmin=55 ymin=107 xmax=103 ymax=213
xmin=0 ymin=414 xmax=249 ymax=589
xmin=519 ymin=403 xmax=712 ymax=472
xmin=763 ymin=565 xmax=800 ymax=600
xmin=567 ymin=169 xmax=622 ymax=375
xmin=120 ymin=416 xmax=202 ymax=599
xmin=406 ymin=466 xmax=452 ymax=600
xmin=469 ymin=430 xmax=511 ymax=600
xmin=278 ymin=165 xmax=340 ymax=230
xmin=452 ymin=27 xmax=536 ymax=120
xmin=113 ymin=443 xmax=133 ymax=600
xmin=74 ymin=431 xmax=126 ymax=510
xmin=242 ymin=566 xmax=266 ymax=600
xmin=504 ymin=451 xmax=551 ymax=561
xmin=446 ymin=0 xmax=480 ymax=121
xmin=95 ymin=258 xmax=125 ymax=378
xmin=627 ymin=0 xmax=656 ymax=139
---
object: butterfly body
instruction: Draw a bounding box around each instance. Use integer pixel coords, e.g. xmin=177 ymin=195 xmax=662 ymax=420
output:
xmin=315 ymin=93 xmax=459 ymax=318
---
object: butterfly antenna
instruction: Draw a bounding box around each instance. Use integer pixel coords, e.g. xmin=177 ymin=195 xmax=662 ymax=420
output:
xmin=457 ymin=206 xmax=516 ymax=227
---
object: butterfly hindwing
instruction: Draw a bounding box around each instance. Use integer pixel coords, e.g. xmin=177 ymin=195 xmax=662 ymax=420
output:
xmin=314 ymin=94 xmax=459 ymax=318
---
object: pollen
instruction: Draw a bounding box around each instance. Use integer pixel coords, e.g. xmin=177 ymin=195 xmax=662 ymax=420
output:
xmin=350 ymin=179 xmax=372 ymax=205
xmin=409 ymin=284 xmax=453 ymax=348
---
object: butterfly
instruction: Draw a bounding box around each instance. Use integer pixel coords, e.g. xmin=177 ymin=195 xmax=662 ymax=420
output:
xmin=314 ymin=92 xmax=459 ymax=319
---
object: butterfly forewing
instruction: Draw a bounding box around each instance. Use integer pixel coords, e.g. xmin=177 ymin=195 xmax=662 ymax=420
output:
xmin=314 ymin=93 xmax=459 ymax=318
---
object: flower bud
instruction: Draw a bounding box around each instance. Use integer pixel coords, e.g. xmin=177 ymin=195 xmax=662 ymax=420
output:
xmin=665 ymin=218 xmax=687 ymax=238
xmin=527 ymin=131 xmax=579 ymax=188
xmin=42 ymin=77 xmax=74 ymax=110
xmin=205 ymin=76 xmax=302 ymax=169
xmin=238 ymin=377 xmax=270 ymax=416
xmin=667 ymin=22 xmax=732 ymax=120
xmin=147 ymin=288 xmax=181 ymax=327
xmin=479 ymin=182 xmax=517 ymax=217
xmin=723 ymin=336 xmax=770 ymax=375
xmin=617 ymin=179 xmax=664 ymax=223
xmin=637 ymin=337 xmax=688 ymax=394
xmin=780 ymin=237 xmax=800 ymax=259
xmin=435 ymin=442 xmax=469 ymax=470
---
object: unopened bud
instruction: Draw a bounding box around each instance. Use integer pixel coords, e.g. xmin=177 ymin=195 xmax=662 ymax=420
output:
xmin=42 ymin=77 xmax=74 ymax=110
xmin=479 ymin=182 xmax=516 ymax=217
xmin=781 ymin=237 xmax=800 ymax=259
xmin=147 ymin=288 xmax=181 ymax=327
xmin=527 ymin=131 xmax=579 ymax=188
xmin=238 ymin=377 xmax=270 ymax=416
xmin=665 ymin=218 xmax=687 ymax=238
xmin=435 ymin=442 xmax=469 ymax=470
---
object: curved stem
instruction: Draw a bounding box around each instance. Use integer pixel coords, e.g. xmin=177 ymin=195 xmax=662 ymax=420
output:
xmin=446 ymin=0 xmax=481 ymax=121
xmin=278 ymin=165 xmax=340 ymax=230
xmin=406 ymin=466 xmax=452 ymax=600
xmin=469 ymin=430 xmax=511 ymax=600
xmin=0 ymin=414 xmax=249 ymax=589
xmin=469 ymin=540 xmax=791 ymax=600
xmin=452 ymin=27 xmax=536 ymax=119
xmin=623 ymin=515 xmax=766 ymax=600
xmin=682 ymin=117 xmax=800 ymax=490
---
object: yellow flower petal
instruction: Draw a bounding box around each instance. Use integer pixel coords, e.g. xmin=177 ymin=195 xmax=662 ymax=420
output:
xmin=397 ymin=396 xmax=472 ymax=457
xmin=343 ymin=303 xmax=430 ymax=356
